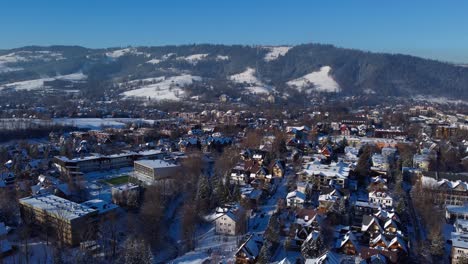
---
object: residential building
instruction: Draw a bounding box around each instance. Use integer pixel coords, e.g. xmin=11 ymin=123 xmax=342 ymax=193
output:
xmin=214 ymin=207 xmax=247 ymax=236
xmin=300 ymin=161 xmax=351 ymax=190
xmin=19 ymin=194 xmax=98 ymax=246
xmin=235 ymin=234 xmax=263 ymax=264
xmin=368 ymin=190 xmax=393 ymax=207
xmin=451 ymin=232 xmax=468 ymax=264
xmin=287 ymin=190 xmax=306 ymax=208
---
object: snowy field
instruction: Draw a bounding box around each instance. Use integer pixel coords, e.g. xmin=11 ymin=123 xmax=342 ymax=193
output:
xmin=0 ymin=72 xmax=87 ymax=91
xmin=216 ymin=55 xmax=229 ymax=61
xmin=0 ymin=50 xmax=64 ymax=73
xmin=263 ymin=46 xmax=292 ymax=61
xmin=121 ymin=74 xmax=202 ymax=101
xmin=52 ymin=117 xmax=156 ymax=129
xmin=287 ymin=66 xmax=340 ymax=93
xmin=413 ymin=95 xmax=468 ymax=105
xmin=0 ymin=118 xmax=157 ymax=130
xmin=176 ymin=54 xmax=209 ymax=65
xmin=106 ymin=48 xmax=148 ymax=58
xmin=229 ymin=67 xmax=273 ymax=95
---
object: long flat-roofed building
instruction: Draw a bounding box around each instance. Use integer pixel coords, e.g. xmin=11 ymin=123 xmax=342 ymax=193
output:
xmin=53 ymin=149 xmax=165 ymax=176
xmin=19 ymin=194 xmax=98 ymax=246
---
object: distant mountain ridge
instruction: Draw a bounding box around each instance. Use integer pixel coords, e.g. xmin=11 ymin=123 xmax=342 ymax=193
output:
xmin=0 ymin=43 xmax=467 ymax=101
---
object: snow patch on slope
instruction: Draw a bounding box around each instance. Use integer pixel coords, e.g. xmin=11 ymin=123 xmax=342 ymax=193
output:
xmin=229 ymin=67 xmax=273 ymax=94
xmin=146 ymin=58 xmax=161 ymax=64
xmin=230 ymin=67 xmax=262 ymax=85
xmin=0 ymin=50 xmax=64 ymax=73
xmin=264 ymin=46 xmax=292 ymax=61
xmin=216 ymin=55 xmax=229 ymax=61
xmin=414 ymin=95 xmax=468 ymax=106
xmin=176 ymin=54 xmax=209 ymax=65
xmin=287 ymin=66 xmax=340 ymax=93
xmin=106 ymin=48 xmax=147 ymax=58
xmin=121 ymin=75 xmax=202 ymax=101
xmin=0 ymin=72 xmax=87 ymax=91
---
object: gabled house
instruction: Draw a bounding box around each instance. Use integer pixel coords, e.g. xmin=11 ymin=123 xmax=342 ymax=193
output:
xmin=230 ymin=165 xmax=250 ymax=186
xmin=369 ymin=190 xmax=393 ymax=207
xmin=271 ymin=160 xmax=286 ymax=178
xmin=235 ymin=234 xmax=263 ymax=264
xmin=336 ymin=231 xmax=360 ymax=255
xmin=287 ymin=190 xmax=306 ymax=208
xmin=361 ymin=215 xmax=383 ymax=235
xmin=214 ymin=207 xmax=247 ymax=236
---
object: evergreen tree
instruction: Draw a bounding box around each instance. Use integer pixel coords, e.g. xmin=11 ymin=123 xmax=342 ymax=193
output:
xmin=123 ymin=236 xmax=153 ymax=264
xmin=301 ymin=232 xmax=325 ymax=258
xmin=196 ymin=174 xmax=211 ymax=214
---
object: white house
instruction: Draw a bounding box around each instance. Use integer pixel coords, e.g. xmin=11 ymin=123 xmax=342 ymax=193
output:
xmin=214 ymin=207 xmax=246 ymax=236
xmin=368 ymin=190 xmax=393 ymax=207
xmin=287 ymin=190 xmax=306 ymax=208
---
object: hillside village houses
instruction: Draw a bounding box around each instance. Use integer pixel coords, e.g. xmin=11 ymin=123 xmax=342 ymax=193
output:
xmin=0 ymin=99 xmax=466 ymax=263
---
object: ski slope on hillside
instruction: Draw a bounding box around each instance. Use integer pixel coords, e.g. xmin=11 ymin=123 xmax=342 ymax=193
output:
xmin=287 ymin=66 xmax=340 ymax=93
xmin=229 ymin=67 xmax=273 ymax=94
xmin=263 ymin=46 xmax=291 ymax=61
xmin=121 ymin=74 xmax=202 ymax=101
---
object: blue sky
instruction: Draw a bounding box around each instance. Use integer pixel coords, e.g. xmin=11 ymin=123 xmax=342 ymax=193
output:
xmin=1 ymin=0 xmax=467 ymax=62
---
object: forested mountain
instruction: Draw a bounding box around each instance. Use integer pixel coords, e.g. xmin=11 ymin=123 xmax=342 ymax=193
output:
xmin=0 ymin=43 xmax=467 ymax=102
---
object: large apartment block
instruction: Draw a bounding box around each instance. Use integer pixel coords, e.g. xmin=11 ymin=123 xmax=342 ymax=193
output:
xmin=19 ymin=194 xmax=98 ymax=246
xmin=53 ymin=150 xmax=164 ymax=176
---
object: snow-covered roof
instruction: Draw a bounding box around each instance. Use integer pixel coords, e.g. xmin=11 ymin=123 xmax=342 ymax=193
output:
xmin=361 ymin=215 xmax=382 ymax=233
xmin=336 ymin=231 xmax=359 ymax=251
xmin=19 ymin=194 xmax=97 ymax=221
xmin=236 ymin=234 xmax=263 ymax=260
xmin=134 ymin=159 xmax=179 ymax=169
xmin=303 ymin=161 xmax=350 ymax=179
xmin=447 ymin=205 xmax=468 ymax=215
xmin=287 ymin=190 xmax=306 ymax=201
xmin=81 ymin=199 xmax=119 ymax=214
xmin=452 ymin=232 xmax=468 ymax=249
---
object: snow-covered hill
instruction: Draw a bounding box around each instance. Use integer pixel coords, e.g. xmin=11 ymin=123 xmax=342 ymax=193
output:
xmin=229 ymin=67 xmax=273 ymax=94
xmin=120 ymin=74 xmax=202 ymax=101
xmin=263 ymin=46 xmax=291 ymax=61
xmin=0 ymin=72 xmax=87 ymax=91
xmin=287 ymin=66 xmax=340 ymax=93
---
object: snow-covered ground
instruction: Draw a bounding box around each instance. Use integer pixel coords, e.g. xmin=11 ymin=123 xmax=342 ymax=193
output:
xmin=106 ymin=48 xmax=148 ymax=58
xmin=3 ymin=238 xmax=54 ymax=264
xmin=287 ymin=66 xmax=340 ymax=93
xmin=121 ymin=74 xmax=202 ymax=101
xmin=0 ymin=50 xmax=63 ymax=73
xmin=263 ymin=46 xmax=292 ymax=61
xmin=413 ymin=95 xmax=468 ymax=105
xmin=84 ymin=167 xmax=134 ymax=201
xmin=230 ymin=67 xmax=261 ymax=85
xmin=0 ymin=72 xmax=87 ymax=91
xmin=146 ymin=58 xmax=162 ymax=64
xmin=216 ymin=55 xmax=230 ymax=61
xmin=170 ymin=251 xmax=210 ymax=264
xmin=229 ymin=67 xmax=273 ymax=94
xmin=52 ymin=117 xmax=155 ymax=129
xmin=146 ymin=53 xmax=177 ymax=65
xmin=176 ymin=54 xmax=209 ymax=65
